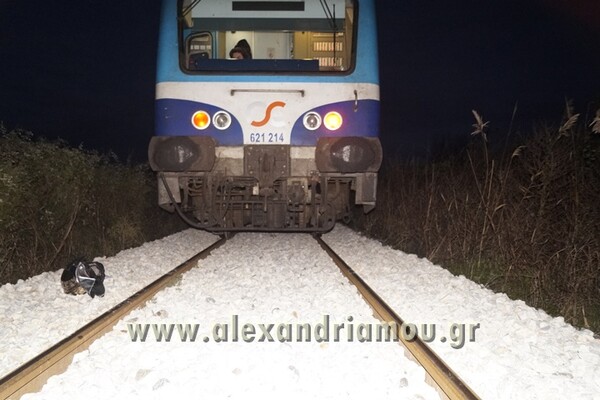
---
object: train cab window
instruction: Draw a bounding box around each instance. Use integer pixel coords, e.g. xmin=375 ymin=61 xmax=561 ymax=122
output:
xmin=180 ymin=0 xmax=356 ymax=73
xmin=186 ymin=32 xmax=213 ymax=69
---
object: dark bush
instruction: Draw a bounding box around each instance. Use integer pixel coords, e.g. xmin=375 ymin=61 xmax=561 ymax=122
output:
xmin=0 ymin=126 xmax=186 ymax=284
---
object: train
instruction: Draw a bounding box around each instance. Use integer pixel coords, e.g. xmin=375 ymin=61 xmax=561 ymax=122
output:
xmin=148 ymin=0 xmax=382 ymax=232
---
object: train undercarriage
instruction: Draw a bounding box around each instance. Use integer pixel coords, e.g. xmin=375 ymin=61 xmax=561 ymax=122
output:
xmin=151 ymin=139 xmax=381 ymax=232
xmin=159 ymin=172 xmax=356 ymax=232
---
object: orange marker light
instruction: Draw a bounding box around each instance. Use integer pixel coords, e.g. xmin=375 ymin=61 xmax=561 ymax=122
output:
xmin=324 ymin=111 xmax=343 ymax=131
xmin=191 ymin=111 xmax=210 ymax=130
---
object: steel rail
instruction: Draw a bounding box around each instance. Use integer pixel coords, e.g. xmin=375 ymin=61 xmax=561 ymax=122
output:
xmin=314 ymin=235 xmax=480 ymax=400
xmin=0 ymin=236 xmax=228 ymax=400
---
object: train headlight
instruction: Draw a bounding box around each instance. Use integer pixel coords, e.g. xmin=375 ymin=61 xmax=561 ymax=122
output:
xmin=303 ymin=112 xmax=322 ymax=130
xmin=213 ymin=111 xmax=231 ymax=130
xmin=191 ymin=110 xmax=210 ymax=130
xmin=315 ymin=137 xmax=383 ymax=173
xmin=332 ymin=143 xmax=370 ymax=166
xmin=324 ymin=111 xmax=343 ymax=131
xmin=148 ymin=136 xmax=216 ymax=172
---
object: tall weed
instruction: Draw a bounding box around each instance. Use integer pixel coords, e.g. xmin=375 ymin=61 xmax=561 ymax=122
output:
xmin=354 ymin=107 xmax=600 ymax=332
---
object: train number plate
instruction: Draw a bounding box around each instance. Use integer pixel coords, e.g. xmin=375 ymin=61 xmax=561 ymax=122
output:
xmin=248 ymin=132 xmax=286 ymax=144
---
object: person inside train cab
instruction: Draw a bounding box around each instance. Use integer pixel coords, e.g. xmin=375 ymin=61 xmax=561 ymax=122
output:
xmin=229 ymin=39 xmax=252 ymax=59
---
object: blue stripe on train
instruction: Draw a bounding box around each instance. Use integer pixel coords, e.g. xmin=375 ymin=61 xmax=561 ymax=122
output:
xmin=155 ymin=98 xmax=379 ymax=145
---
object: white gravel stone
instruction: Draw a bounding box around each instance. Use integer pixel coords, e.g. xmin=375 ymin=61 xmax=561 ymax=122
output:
xmin=3 ymin=226 xmax=599 ymax=399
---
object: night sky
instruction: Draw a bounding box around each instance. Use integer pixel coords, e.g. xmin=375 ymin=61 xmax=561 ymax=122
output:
xmin=1 ymin=0 xmax=599 ymax=161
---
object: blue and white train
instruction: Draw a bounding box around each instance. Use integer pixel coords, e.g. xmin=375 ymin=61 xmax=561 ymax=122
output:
xmin=149 ymin=0 xmax=382 ymax=232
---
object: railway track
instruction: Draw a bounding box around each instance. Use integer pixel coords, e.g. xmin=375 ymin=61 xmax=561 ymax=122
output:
xmin=1 ymin=233 xmax=479 ymax=400
xmin=0 ymin=237 xmax=228 ymax=400
xmin=314 ymin=235 xmax=479 ymax=400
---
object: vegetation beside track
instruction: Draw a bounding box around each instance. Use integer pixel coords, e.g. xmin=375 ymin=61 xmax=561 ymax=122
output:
xmin=0 ymin=126 xmax=186 ymax=285
xmin=353 ymin=106 xmax=600 ymax=333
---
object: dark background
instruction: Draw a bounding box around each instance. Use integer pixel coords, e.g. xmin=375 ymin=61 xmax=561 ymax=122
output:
xmin=1 ymin=0 xmax=599 ymax=162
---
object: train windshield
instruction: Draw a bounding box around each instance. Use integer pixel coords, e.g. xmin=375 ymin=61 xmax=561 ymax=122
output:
xmin=181 ymin=0 xmax=356 ymax=73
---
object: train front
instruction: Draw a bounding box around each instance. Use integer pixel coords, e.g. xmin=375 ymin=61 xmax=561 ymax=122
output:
xmin=149 ymin=0 xmax=382 ymax=232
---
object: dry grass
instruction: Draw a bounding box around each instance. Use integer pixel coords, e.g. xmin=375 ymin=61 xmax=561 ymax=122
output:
xmin=353 ymin=106 xmax=600 ymax=332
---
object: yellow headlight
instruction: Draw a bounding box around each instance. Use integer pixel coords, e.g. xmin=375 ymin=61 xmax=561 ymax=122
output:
xmin=324 ymin=111 xmax=343 ymax=131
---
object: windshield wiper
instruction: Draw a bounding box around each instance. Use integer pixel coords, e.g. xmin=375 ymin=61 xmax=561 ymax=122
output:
xmin=319 ymin=0 xmax=337 ymax=31
xmin=319 ymin=0 xmax=339 ymax=67
xmin=182 ymin=0 xmax=202 ymax=18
